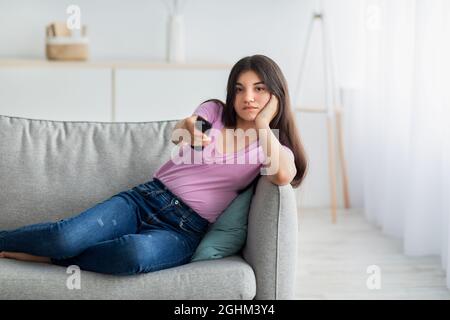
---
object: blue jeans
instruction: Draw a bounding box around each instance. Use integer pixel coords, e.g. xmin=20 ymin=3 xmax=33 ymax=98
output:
xmin=0 ymin=178 xmax=210 ymax=275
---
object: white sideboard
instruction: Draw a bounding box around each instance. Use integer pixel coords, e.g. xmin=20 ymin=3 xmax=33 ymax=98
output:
xmin=0 ymin=59 xmax=231 ymax=122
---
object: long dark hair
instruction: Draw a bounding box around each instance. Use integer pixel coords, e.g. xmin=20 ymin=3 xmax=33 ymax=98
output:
xmin=204 ymin=55 xmax=308 ymax=188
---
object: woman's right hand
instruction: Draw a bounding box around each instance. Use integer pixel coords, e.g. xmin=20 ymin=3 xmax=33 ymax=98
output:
xmin=185 ymin=116 xmax=212 ymax=148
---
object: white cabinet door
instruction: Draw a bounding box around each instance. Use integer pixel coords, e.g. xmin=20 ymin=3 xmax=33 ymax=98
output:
xmin=0 ymin=68 xmax=111 ymax=121
xmin=115 ymin=69 xmax=229 ymax=122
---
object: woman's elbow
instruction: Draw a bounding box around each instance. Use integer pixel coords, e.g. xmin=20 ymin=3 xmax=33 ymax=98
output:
xmin=268 ymin=172 xmax=293 ymax=186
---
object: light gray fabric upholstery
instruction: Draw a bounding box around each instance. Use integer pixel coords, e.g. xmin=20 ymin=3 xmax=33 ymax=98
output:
xmin=0 ymin=114 xmax=298 ymax=300
xmin=0 ymin=255 xmax=255 ymax=300
xmin=243 ymin=177 xmax=298 ymax=299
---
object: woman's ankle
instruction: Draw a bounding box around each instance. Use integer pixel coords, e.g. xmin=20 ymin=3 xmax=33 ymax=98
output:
xmin=0 ymin=251 xmax=51 ymax=263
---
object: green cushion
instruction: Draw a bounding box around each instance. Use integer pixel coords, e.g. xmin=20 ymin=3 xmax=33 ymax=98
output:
xmin=191 ymin=184 xmax=255 ymax=262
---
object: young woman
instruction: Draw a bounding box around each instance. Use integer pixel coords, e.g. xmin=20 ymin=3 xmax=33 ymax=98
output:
xmin=0 ymin=55 xmax=308 ymax=275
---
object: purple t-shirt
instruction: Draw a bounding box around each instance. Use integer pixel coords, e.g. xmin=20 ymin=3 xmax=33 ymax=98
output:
xmin=153 ymin=101 xmax=293 ymax=223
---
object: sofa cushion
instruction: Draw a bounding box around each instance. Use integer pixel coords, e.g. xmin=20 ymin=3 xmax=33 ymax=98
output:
xmin=0 ymin=255 xmax=256 ymax=299
xmin=191 ymin=184 xmax=254 ymax=262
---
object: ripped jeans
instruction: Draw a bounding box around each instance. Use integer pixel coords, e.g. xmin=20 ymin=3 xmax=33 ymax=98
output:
xmin=0 ymin=178 xmax=210 ymax=275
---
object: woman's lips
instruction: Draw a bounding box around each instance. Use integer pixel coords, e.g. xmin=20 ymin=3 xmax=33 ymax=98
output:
xmin=243 ymin=107 xmax=258 ymax=111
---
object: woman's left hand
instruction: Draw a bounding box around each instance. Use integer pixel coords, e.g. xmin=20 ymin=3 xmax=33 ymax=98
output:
xmin=255 ymin=94 xmax=279 ymax=127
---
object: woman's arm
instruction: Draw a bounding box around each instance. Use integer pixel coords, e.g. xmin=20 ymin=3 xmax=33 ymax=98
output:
xmin=255 ymin=95 xmax=296 ymax=186
xmin=255 ymin=122 xmax=296 ymax=186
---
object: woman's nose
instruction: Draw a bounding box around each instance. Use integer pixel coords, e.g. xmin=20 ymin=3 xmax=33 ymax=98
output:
xmin=244 ymin=94 xmax=255 ymax=104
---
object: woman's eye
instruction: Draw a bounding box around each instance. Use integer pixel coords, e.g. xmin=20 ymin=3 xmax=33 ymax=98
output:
xmin=235 ymin=87 xmax=265 ymax=92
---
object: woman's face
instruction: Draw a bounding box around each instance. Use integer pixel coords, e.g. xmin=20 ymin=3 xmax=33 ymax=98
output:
xmin=233 ymin=70 xmax=271 ymax=123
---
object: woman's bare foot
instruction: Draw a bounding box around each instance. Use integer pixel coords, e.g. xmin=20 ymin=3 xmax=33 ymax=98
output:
xmin=0 ymin=251 xmax=51 ymax=263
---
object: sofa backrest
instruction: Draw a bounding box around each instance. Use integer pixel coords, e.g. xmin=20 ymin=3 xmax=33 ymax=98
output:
xmin=0 ymin=115 xmax=177 ymax=229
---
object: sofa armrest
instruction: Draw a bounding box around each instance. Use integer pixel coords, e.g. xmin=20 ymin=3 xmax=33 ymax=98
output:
xmin=242 ymin=176 xmax=298 ymax=300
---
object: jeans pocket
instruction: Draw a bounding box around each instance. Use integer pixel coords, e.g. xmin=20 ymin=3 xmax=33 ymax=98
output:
xmin=145 ymin=213 xmax=162 ymax=225
xmin=145 ymin=189 xmax=165 ymax=198
xmin=179 ymin=218 xmax=206 ymax=236
xmin=134 ymin=185 xmax=165 ymax=201
xmin=133 ymin=180 xmax=163 ymax=195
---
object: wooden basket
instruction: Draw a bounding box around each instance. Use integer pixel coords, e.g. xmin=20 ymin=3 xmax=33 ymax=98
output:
xmin=45 ymin=23 xmax=89 ymax=61
xmin=46 ymin=43 xmax=89 ymax=61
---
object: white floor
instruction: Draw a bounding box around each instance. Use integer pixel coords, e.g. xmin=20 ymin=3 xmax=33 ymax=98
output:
xmin=295 ymin=208 xmax=450 ymax=300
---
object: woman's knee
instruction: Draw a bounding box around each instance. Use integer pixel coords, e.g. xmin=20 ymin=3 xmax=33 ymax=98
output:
xmin=116 ymin=235 xmax=156 ymax=274
xmin=46 ymin=221 xmax=84 ymax=258
xmin=122 ymin=234 xmax=194 ymax=274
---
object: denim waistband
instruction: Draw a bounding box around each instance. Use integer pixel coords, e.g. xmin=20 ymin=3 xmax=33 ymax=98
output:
xmin=151 ymin=178 xmax=210 ymax=227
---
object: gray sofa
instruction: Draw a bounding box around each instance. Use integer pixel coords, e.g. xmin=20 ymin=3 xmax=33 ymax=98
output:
xmin=0 ymin=114 xmax=298 ymax=300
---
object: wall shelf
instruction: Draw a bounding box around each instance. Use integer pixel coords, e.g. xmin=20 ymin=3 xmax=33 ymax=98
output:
xmin=0 ymin=59 xmax=233 ymax=70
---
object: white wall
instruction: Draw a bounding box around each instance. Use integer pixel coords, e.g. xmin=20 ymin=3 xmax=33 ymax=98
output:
xmin=0 ymin=0 xmax=366 ymax=209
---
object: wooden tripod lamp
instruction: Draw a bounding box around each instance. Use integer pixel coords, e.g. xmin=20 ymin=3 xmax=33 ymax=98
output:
xmin=293 ymin=2 xmax=351 ymax=223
